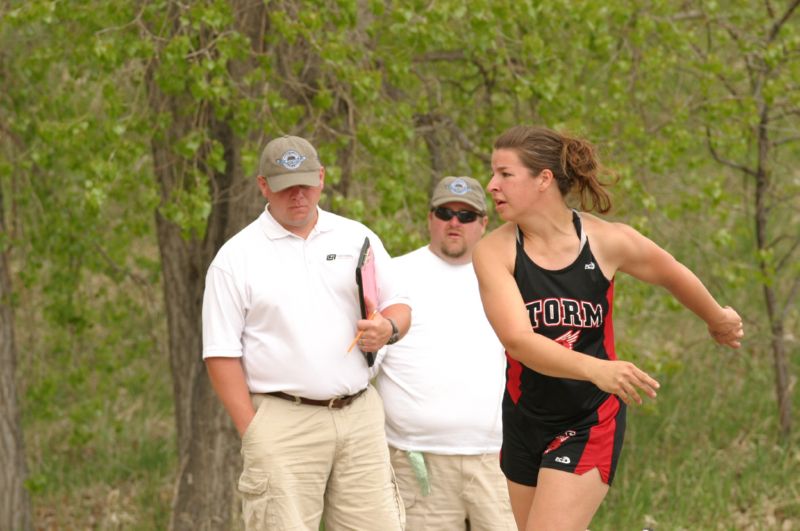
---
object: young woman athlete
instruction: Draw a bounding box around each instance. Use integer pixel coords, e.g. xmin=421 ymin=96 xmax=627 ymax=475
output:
xmin=472 ymin=125 xmax=744 ymax=531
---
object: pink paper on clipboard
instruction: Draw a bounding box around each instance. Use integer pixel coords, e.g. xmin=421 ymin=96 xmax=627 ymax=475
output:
xmin=355 ymin=237 xmax=377 ymax=366
xmin=356 ymin=237 xmax=377 ymax=318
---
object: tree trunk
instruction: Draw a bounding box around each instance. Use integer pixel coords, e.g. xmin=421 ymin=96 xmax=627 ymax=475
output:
xmin=148 ymin=108 xmax=262 ymax=531
xmin=0 ymin=185 xmax=33 ymax=531
xmin=154 ymin=208 xmax=242 ymax=531
xmin=755 ymin=112 xmax=792 ymax=438
xmin=763 ymin=289 xmax=792 ymax=438
xmin=144 ymin=2 xmax=265 ymax=525
xmin=415 ymin=113 xmax=462 ymax=192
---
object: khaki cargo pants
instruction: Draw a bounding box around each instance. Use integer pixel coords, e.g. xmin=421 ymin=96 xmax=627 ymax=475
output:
xmin=238 ymin=385 xmax=404 ymax=530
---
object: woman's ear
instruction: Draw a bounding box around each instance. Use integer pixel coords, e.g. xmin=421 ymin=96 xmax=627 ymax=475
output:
xmin=537 ymin=168 xmax=555 ymax=191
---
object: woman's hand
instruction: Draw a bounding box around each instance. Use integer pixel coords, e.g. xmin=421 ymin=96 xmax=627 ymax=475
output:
xmin=708 ymin=306 xmax=744 ymax=348
xmin=591 ymin=359 xmax=660 ymax=406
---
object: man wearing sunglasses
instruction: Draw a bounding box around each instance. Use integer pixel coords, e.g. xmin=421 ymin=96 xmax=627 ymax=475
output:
xmin=373 ymin=176 xmax=516 ymax=530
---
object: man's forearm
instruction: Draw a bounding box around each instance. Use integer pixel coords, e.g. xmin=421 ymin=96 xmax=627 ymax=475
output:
xmin=205 ymin=357 xmax=255 ymax=437
xmin=381 ymin=303 xmax=411 ymax=339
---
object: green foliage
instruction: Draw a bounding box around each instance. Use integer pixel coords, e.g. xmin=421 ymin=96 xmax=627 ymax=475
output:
xmin=2 ymin=0 xmax=798 ymax=527
xmin=596 ymin=343 xmax=800 ymax=529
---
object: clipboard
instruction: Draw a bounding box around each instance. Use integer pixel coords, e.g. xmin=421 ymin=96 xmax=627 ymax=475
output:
xmin=355 ymin=236 xmax=378 ymax=367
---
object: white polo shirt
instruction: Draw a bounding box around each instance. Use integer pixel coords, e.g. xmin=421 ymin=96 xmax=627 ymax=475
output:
xmin=202 ymin=206 xmax=408 ymax=399
xmin=374 ymin=246 xmax=505 ymax=454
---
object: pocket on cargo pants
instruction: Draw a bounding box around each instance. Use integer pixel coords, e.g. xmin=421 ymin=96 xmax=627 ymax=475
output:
xmin=238 ymin=469 xmax=272 ymax=530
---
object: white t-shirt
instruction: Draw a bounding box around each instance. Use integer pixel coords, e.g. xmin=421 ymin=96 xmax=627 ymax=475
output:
xmin=374 ymin=246 xmax=505 ymax=454
xmin=202 ymin=206 xmax=409 ymax=399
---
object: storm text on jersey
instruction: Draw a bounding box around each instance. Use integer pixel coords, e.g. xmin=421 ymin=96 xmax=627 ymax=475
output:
xmin=524 ymin=298 xmax=604 ymax=329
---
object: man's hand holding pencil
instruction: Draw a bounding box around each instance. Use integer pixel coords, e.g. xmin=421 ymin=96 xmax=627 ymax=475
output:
xmin=347 ymin=309 xmax=378 ymax=352
xmin=347 ymin=310 xmax=394 ymax=353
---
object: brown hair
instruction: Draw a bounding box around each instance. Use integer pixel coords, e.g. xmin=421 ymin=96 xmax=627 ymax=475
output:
xmin=493 ymin=125 xmax=614 ymax=213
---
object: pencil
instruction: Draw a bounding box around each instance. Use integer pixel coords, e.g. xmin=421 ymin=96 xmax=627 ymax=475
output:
xmin=347 ymin=310 xmax=379 ymax=352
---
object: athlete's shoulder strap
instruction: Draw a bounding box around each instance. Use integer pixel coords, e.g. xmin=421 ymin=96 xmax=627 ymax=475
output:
xmin=572 ymin=210 xmax=588 ymax=250
xmin=518 ymin=214 xmax=586 ymax=249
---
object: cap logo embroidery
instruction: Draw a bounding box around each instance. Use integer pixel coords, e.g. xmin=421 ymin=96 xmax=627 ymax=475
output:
xmin=275 ymin=150 xmax=306 ymax=170
xmin=448 ymin=178 xmax=470 ymax=195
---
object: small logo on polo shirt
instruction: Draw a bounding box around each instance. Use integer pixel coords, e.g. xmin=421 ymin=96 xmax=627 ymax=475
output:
xmin=585 ymin=262 xmax=596 ymax=270
xmin=555 ymin=456 xmax=571 ymax=464
xmin=326 ymin=254 xmax=336 ymax=260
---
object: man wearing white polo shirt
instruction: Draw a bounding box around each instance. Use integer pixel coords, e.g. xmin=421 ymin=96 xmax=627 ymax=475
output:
xmin=202 ymin=135 xmax=410 ymax=530
xmin=374 ymin=176 xmax=515 ymax=530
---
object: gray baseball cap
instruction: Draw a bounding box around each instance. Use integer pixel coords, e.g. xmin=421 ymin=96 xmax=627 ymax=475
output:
xmin=259 ymin=135 xmax=322 ymax=191
xmin=430 ymin=176 xmax=487 ymax=214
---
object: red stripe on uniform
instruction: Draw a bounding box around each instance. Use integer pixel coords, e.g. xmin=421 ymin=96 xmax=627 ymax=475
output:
xmin=506 ymin=352 xmax=522 ymax=404
xmin=574 ymin=395 xmax=619 ymax=483
xmin=603 ymin=280 xmax=616 ymax=361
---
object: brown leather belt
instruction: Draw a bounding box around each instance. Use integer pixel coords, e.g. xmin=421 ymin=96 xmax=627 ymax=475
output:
xmin=266 ymin=388 xmax=367 ymax=409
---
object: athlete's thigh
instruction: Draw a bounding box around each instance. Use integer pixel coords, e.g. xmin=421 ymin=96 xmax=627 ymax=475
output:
xmin=501 ymin=409 xmax=546 ymax=530
xmin=527 ymin=468 xmax=608 ymax=531
xmin=507 ymin=479 xmax=535 ymax=531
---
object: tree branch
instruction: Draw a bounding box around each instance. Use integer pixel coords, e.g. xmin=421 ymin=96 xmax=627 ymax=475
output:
xmin=705 ymin=126 xmax=757 ymax=176
xmin=719 ymin=22 xmax=761 ymax=91
xmin=0 ymin=115 xmax=25 ymax=150
xmin=775 ymin=235 xmax=800 ymax=272
xmin=448 ymin=121 xmax=491 ymax=165
xmin=765 ymin=0 xmax=776 ymax=19
xmin=768 ymin=0 xmax=800 ymax=42
xmin=774 ymin=135 xmax=800 ymax=147
xmin=771 ymin=106 xmax=800 ymax=121
xmin=93 ymin=242 xmax=153 ymax=297
xmin=413 ymin=112 xmax=491 ymax=165
xmin=670 ymin=10 xmax=704 ymax=21
xmin=780 ymin=275 xmax=800 ymax=321
xmin=413 ymin=51 xmax=466 ymax=63
xmin=684 ymin=40 xmax=742 ymax=100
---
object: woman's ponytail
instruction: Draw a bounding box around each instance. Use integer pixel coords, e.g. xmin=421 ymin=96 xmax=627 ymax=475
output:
xmin=494 ymin=125 xmax=615 ymax=213
xmin=561 ymin=136 xmax=613 ymax=214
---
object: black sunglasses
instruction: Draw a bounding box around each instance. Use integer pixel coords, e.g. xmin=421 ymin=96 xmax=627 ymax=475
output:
xmin=432 ymin=206 xmax=482 ymax=224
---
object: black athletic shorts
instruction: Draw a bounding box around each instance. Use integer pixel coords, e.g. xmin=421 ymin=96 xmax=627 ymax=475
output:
xmin=500 ymin=394 xmax=626 ymax=487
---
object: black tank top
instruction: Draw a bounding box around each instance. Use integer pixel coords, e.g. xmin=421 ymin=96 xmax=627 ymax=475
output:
xmin=506 ymin=211 xmax=616 ymax=425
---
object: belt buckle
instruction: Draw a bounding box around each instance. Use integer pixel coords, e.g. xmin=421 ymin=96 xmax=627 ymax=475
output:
xmin=328 ymin=396 xmax=339 ymax=409
xmin=293 ymin=394 xmax=302 ymax=405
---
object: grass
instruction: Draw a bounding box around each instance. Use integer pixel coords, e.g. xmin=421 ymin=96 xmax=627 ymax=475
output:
xmin=24 ymin=361 xmax=175 ymax=530
xmin=594 ymin=340 xmax=800 ymax=530
xmin=18 ymin=275 xmax=176 ymax=530
xmin=17 ymin=282 xmax=799 ymax=529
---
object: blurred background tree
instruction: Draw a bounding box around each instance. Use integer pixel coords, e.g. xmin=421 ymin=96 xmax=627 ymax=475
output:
xmin=1 ymin=0 xmax=797 ymax=529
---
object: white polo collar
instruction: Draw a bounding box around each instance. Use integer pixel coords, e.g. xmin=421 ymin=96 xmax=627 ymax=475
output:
xmin=259 ymin=204 xmax=334 ymax=240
